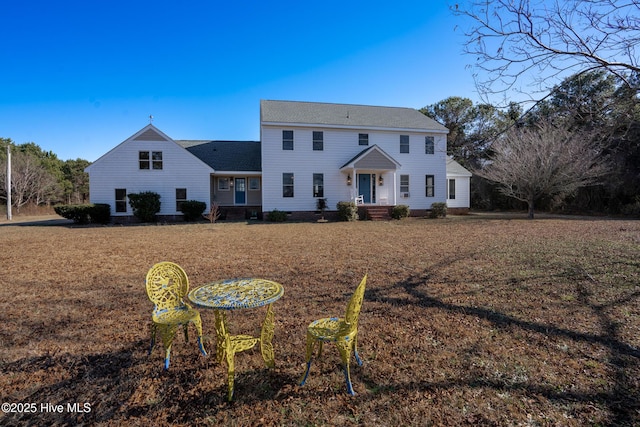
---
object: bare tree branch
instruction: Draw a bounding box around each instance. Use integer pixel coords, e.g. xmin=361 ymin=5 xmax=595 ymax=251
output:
xmin=454 ymin=0 xmax=640 ymax=103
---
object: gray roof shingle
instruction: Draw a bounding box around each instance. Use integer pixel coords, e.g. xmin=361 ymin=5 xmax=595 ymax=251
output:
xmin=261 ymin=100 xmax=448 ymax=132
xmin=176 ymin=140 xmax=261 ymax=172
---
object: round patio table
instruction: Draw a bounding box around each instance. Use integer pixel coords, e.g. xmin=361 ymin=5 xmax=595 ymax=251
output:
xmin=188 ymin=278 xmax=284 ymax=373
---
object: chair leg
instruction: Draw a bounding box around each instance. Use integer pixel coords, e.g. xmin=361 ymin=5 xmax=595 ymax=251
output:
xmin=197 ymin=336 xmax=207 ymax=357
xmin=149 ymin=322 xmax=157 ymax=356
xmin=158 ymin=324 xmax=177 ymax=370
xmin=353 ymin=335 xmax=363 ymax=366
xmin=337 ymin=340 xmax=356 ymax=395
xmin=300 ymin=333 xmax=316 ymax=386
xmin=164 ymin=346 xmax=172 ymax=370
xmin=192 ymin=313 xmax=207 ymax=357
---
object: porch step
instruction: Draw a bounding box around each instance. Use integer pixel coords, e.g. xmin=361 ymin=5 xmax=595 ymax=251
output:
xmin=365 ymin=207 xmax=391 ymax=221
xmin=224 ymin=207 xmax=247 ymax=221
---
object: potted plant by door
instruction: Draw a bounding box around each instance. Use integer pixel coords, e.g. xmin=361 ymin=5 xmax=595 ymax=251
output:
xmin=316 ymin=198 xmax=328 ymax=222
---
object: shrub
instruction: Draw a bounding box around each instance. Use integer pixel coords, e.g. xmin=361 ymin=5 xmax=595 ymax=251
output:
xmin=316 ymin=198 xmax=328 ymax=219
xmin=55 ymin=204 xmax=91 ymax=224
xmin=91 ymin=204 xmax=111 ymax=224
xmin=128 ymin=191 xmax=161 ymax=222
xmin=207 ymin=202 xmax=221 ymax=223
xmin=266 ymin=209 xmax=287 ymax=222
xmin=336 ymin=201 xmax=359 ymax=221
xmin=391 ymin=204 xmax=410 ymax=219
xmin=621 ymin=197 xmax=640 ymax=217
xmin=429 ymin=202 xmax=448 ymax=218
xmin=180 ymin=200 xmax=206 ymax=221
xmin=54 ymin=203 xmax=111 ymax=224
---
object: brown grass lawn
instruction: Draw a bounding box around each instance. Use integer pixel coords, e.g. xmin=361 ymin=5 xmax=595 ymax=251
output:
xmin=0 ymin=214 xmax=639 ymax=426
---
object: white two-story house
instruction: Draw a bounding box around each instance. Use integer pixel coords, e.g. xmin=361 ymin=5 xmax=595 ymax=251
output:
xmin=85 ymin=100 xmax=471 ymax=221
xmin=260 ymin=100 xmax=469 ymax=218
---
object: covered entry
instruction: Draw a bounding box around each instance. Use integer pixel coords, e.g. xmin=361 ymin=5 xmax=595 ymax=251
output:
xmin=341 ymin=145 xmax=401 ymax=205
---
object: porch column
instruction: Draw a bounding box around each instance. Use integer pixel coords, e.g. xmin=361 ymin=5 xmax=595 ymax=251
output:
xmin=392 ymin=173 xmax=397 ymax=206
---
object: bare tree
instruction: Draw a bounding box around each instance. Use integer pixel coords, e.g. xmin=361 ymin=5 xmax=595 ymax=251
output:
xmin=0 ymin=151 xmax=61 ymax=212
xmin=454 ymin=0 xmax=640 ymax=102
xmin=477 ymin=121 xmax=609 ymax=218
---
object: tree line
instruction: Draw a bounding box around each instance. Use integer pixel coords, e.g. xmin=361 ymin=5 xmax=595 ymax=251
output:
xmin=421 ymin=70 xmax=640 ymax=217
xmin=0 ymin=139 xmax=90 ymax=213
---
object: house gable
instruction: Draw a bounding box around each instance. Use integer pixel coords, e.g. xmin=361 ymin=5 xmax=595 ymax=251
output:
xmin=341 ymin=145 xmax=400 ymax=170
xmin=85 ymin=124 xmax=215 ymax=217
xmin=133 ymin=127 xmax=170 ymax=141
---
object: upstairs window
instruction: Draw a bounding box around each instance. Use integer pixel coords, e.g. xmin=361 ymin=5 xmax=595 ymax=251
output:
xmin=400 ymin=135 xmax=410 ymax=153
xmin=152 ymin=151 xmax=163 ymax=169
xmin=313 ymin=131 xmax=323 ymax=151
xmin=359 ymin=133 xmax=369 ymax=146
xmin=139 ymin=151 xmax=150 ymax=169
xmin=282 ymin=130 xmax=294 ymax=150
xmin=425 ymin=136 xmax=435 ymax=154
xmin=139 ymin=151 xmax=163 ymax=169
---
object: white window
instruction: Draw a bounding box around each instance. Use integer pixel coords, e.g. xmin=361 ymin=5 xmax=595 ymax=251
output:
xmin=115 ymin=189 xmax=127 ymax=212
xmin=283 ymin=130 xmax=294 ymax=150
xmin=425 ymin=175 xmax=435 ymax=197
xmin=400 ymin=135 xmax=409 ymax=153
xmin=176 ymin=188 xmax=187 ymax=211
xmin=425 ymin=136 xmax=434 ymax=154
xmin=283 ymin=173 xmax=294 ymax=197
xmin=249 ymin=177 xmax=260 ymax=190
xmin=313 ymin=131 xmax=323 ymax=151
xmin=218 ymin=177 xmax=230 ymax=190
xmin=400 ymin=174 xmax=410 ymax=196
xmin=448 ymin=179 xmax=456 ymax=199
xmin=313 ymin=173 xmax=324 ymax=197
xmin=139 ymin=151 xmax=163 ymax=169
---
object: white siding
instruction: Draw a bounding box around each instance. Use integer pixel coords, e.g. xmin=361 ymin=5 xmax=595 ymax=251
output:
xmin=446 ymin=176 xmax=471 ymax=208
xmin=261 ymin=126 xmax=448 ymax=212
xmin=87 ymin=129 xmax=214 ymax=216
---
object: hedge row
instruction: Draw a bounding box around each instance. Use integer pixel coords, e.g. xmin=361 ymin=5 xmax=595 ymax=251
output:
xmin=54 ymin=204 xmax=111 ymax=224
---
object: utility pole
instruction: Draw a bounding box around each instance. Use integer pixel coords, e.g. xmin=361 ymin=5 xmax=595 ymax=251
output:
xmin=6 ymin=145 xmax=11 ymax=220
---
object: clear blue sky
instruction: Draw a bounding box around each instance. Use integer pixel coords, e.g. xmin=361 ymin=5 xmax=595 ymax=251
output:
xmin=1 ymin=1 xmax=479 ymax=162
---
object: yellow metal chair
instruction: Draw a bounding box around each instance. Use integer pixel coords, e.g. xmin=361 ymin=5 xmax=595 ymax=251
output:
xmin=300 ymin=275 xmax=367 ymax=395
xmin=145 ymin=262 xmax=207 ymax=369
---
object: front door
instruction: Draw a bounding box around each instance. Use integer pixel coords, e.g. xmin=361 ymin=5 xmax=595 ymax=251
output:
xmin=358 ymin=174 xmax=371 ymax=203
xmin=234 ymin=178 xmax=246 ymax=204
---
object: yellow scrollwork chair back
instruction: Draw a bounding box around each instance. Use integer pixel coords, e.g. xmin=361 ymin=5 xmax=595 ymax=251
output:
xmin=300 ymin=274 xmax=367 ymax=395
xmin=145 ymin=262 xmax=207 ymax=369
